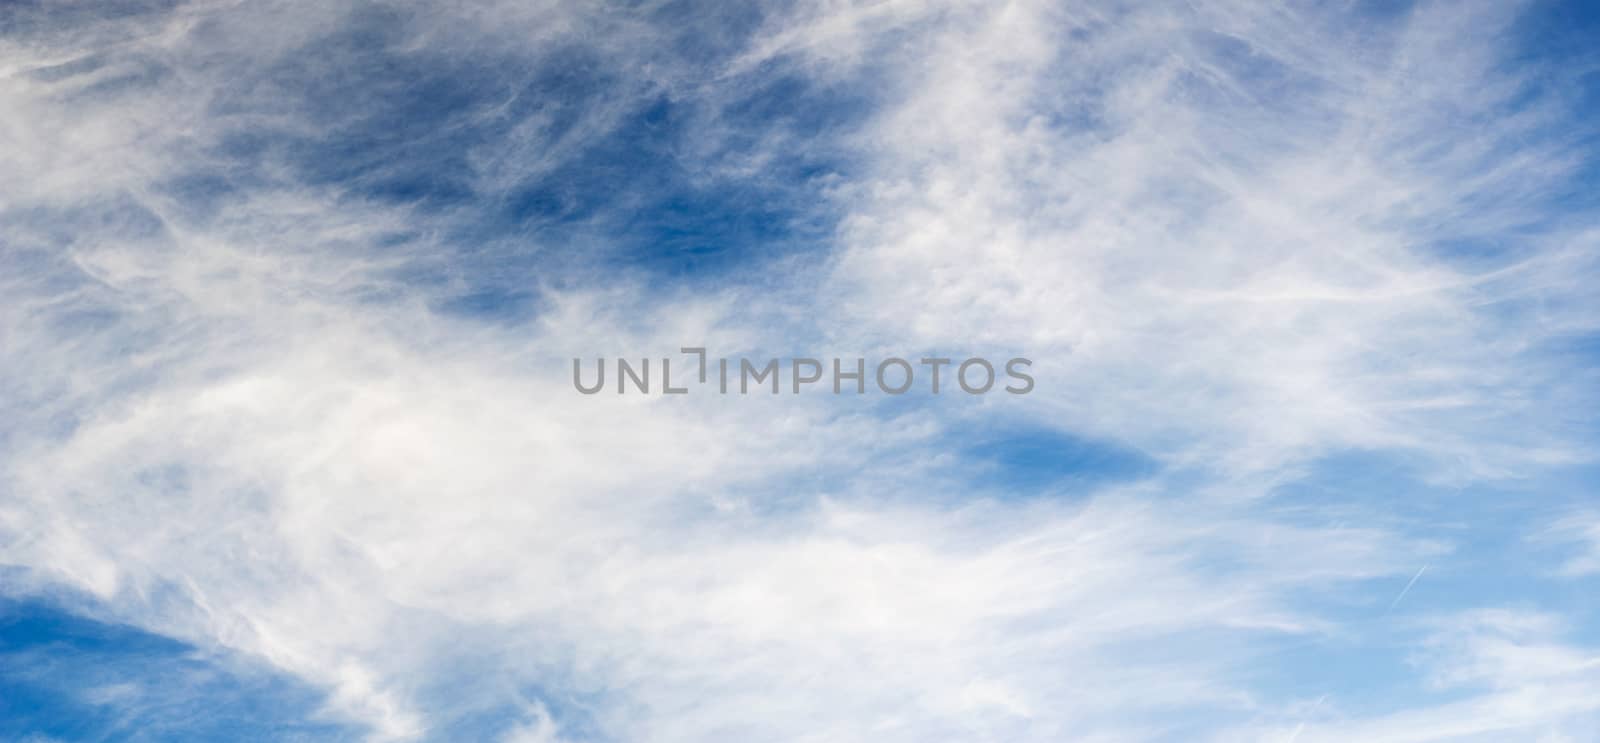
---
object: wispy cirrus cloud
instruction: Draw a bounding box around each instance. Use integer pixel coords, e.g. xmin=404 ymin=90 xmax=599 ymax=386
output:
xmin=1 ymin=0 xmax=1597 ymax=741
xmin=786 ymin=0 xmax=1599 ymax=480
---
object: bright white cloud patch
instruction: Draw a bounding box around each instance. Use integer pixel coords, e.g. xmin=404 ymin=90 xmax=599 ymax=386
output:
xmin=1 ymin=0 xmax=1597 ymax=741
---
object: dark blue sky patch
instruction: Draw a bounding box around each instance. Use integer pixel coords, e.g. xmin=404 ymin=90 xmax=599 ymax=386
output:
xmin=0 ymin=594 xmax=357 ymax=742
xmin=161 ymin=1 xmax=868 ymax=291
xmin=198 ymin=6 xmax=526 ymax=210
xmin=1510 ymin=0 xmax=1600 ymax=71
xmin=1504 ymin=0 xmax=1600 ymax=215
xmin=958 ymin=424 xmax=1157 ymax=494
xmin=0 ymin=0 xmax=183 ymax=42
xmin=489 ymin=70 xmax=866 ymax=279
xmin=430 ymin=286 xmax=544 ymax=324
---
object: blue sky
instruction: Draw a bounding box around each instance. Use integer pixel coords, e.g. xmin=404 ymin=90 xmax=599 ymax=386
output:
xmin=1 ymin=1 xmax=1598 ymax=741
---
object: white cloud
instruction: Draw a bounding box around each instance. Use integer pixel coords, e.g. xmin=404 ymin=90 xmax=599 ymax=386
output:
xmin=1 ymin=0 xmax=1597 ymax=741
xmin=1539 ymin=512 xmax=1600 ymax=577
xmin=788 ymin=0 xmax=1598 ymax=482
